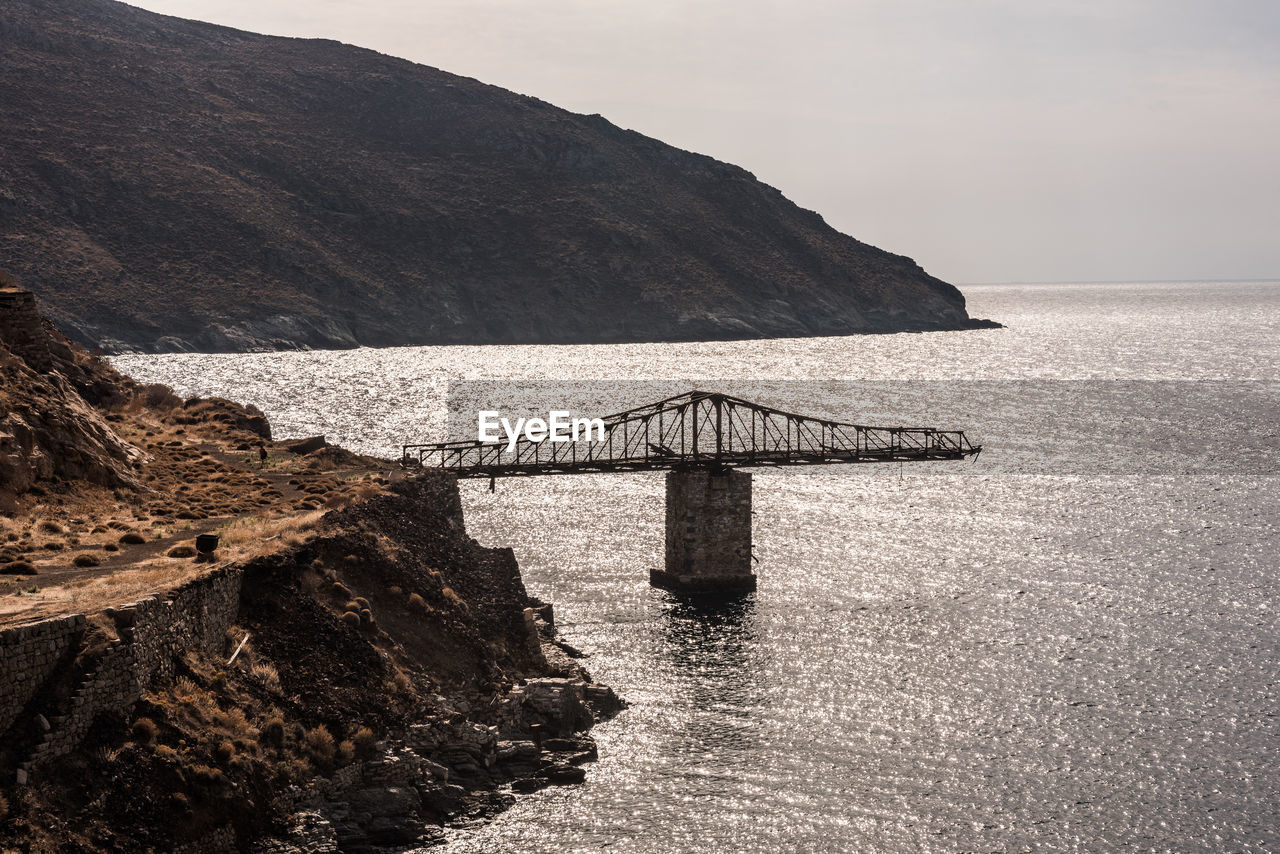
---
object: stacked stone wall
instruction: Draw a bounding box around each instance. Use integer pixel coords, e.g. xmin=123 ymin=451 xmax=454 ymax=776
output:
xmin=0 ymin=614 xmax=86 ymax=736
xmin=0 ymin=289 xmax=53 ymax=371
xmin=0 ymin=564 xmax=245 ymax=778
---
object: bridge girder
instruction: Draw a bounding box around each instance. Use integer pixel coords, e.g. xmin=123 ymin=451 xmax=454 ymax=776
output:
xmin=403 ymin=390 xmax=980 ymax=478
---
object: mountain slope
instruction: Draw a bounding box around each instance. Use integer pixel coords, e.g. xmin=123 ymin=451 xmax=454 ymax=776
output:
xmin=0 ymin=0 xmax=996 ymax=353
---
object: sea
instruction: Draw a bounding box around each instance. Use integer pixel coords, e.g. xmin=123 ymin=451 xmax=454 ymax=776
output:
xmin=115 ymin=281 xmax=1280 ymax=853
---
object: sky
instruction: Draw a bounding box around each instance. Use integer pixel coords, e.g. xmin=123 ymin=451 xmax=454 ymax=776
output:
xmin=128 ymin=0 xmax=1280 ymax=284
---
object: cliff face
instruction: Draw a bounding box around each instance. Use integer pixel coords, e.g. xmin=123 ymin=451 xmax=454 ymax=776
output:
xmin=0 ymin=0 xmax=995 ymax=354
xmin=0 ymin=284 xmax=620 ymax=852
xmin=0 ymin=478 xmax=621 ymax=853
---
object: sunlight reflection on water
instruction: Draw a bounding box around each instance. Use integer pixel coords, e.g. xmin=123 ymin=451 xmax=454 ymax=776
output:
xmin=115 ymin=282 xmax=1280 ymax=852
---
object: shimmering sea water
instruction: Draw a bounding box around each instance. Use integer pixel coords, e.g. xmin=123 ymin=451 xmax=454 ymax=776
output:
xmin=116 ymin=282 xmax=1280 ymax=853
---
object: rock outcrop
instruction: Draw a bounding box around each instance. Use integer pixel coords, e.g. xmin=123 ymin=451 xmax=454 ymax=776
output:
xmin=0 ymin=277 xmax=279 ymax=501
xmin=0 ymin=286 xmax=144 ymax=495
xmin=0 ymin=475 xmax=623 ymax=852
xmin=0 ymin=0 xmax=996 ymax=353
xmin=0 ymin=290 xmax=623 ymax=850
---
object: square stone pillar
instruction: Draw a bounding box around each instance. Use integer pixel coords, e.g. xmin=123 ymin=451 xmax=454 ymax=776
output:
xmin=653 ymin=468 xmax=755 ymax=592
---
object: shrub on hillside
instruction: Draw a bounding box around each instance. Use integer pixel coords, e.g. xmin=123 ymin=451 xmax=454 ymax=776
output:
xmin=352 ymin=726 xmax=377 ymax=760
xmin=250 ymin=661 xmax=282 ymax=692
xmin=260 ymin=717 xmax=285 ymax=748
xmin=213 ymin=740 xmax=235 ymax=764
xmin=304 ymin=725 xmax=335 ymax=769
xmin=137 ymin=383 xmax=182 ymax=411
xmin=131 ymin=717 xmax=158 ymax=745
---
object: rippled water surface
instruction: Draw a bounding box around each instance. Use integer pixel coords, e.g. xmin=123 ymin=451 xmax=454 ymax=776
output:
xmin=117 ymin=283 xmax=1280 ymax=852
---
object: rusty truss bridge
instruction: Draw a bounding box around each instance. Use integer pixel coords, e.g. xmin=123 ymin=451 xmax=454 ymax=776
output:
xmin=402 ymin=390 xmax=980 ymax=478
xmin=404 ymin=390 xmax=980 ymax=592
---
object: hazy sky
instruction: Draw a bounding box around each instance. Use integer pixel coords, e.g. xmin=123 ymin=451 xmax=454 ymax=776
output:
xmin=129 ymin=0 xmax=1279 ymax=284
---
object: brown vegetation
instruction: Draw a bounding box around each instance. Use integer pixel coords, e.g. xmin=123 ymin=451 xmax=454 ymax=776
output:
xmin=0 ymin=290 xmax=394 ymax=621
xmin=0 ymin=285 xmax=617 ymax=851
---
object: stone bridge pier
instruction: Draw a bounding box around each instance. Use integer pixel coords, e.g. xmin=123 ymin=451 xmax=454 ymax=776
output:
xmin=652 ymin=467 xmax=755 ymax=593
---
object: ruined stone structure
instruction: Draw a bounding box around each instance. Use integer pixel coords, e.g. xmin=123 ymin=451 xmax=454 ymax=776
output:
xmin=654 ymin=468 xmax=755 ymax=592
xmin=0 ymin=564 xmax=244 ymax=780
xmin=0 ymin=288 xmax=52 ymax=372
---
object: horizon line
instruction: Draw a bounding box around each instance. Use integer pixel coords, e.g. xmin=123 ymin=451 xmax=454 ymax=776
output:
xmin=958 ymin=277 xmax=1280 ymax=287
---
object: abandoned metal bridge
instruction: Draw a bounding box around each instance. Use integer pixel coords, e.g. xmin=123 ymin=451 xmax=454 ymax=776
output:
xmin=402 ymin=390 xmax=979 ymax=476
xmin=403 ymin=391 xmax=980 ymax=592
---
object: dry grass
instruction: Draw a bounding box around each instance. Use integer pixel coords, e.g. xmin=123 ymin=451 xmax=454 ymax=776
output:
xmin=119 ymin=383 xmax=183 ymax=413
xmin=214 ymin=510 xmax=326 ymax=562
xmin=304 ymin=725 xmax=335 ymax=769
xmin=0 ymin=509 xmax=328 ymax=625
xmin=131 ymin=717 xmax=158 ymax=745
xmin=0 ymin=559 xmax=216 ymax=623
xmin=0 ymin=517 xmax=22 ymax=543
xmin=249 ymin=662 xmax=281 ymax=693
xmin=93 ymin=745 xmax=124 ymax=763
xmin=352 ymin=726 xmax=377 ymax=760
xmin=2 ymin=386 xmax=399 ymax=628
xmin=212 ymin=706 xmax=254 ymax=739
xmin=260 ymin=717 xmax=285 ymax=748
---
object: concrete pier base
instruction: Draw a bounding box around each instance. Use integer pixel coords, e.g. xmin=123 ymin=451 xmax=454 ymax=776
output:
xmin=652 ymin=468 xmax=755 ymax=592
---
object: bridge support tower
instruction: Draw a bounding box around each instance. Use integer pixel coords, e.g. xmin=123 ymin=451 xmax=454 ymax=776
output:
xmin=653 ymin=468 xmax=755 ymax=592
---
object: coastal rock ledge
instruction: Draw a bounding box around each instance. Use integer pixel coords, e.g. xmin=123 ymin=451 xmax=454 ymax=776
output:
xmin=0 ymin=476 xmax=624 ymax=853
xmin=0 ymin=285 xmax=624 ymax=852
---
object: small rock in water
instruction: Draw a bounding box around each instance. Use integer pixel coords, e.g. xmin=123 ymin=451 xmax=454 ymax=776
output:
xmin=511 ymin=777 xmax=549 ymax=794
xmin=537 ymin=763 xmax=586 ymax=785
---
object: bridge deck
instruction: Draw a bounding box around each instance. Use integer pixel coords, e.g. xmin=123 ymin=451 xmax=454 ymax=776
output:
xmin=404 ymin=390 xmax=979 ymax=478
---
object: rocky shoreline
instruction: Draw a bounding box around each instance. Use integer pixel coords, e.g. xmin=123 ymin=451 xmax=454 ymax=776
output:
xmin=1 ymin=475 xmax=626 ymax=853
xmin=252 ymin=611 xmax=623 ymax=853
xmin=0 ymin=285 xmax=624 ymax=852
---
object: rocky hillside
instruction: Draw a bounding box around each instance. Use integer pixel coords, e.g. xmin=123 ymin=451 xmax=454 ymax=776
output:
xmin=0 ymin=278 xmax=621 ymax=851
xmin=0 ymin=0 xmax=996 ymax=353
xmin=0 ymin=283 xmax=144 ymax=496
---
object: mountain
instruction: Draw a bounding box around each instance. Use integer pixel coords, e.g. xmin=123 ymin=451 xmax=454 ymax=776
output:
xmin=0 ymin=0 xmax=997 ymax=353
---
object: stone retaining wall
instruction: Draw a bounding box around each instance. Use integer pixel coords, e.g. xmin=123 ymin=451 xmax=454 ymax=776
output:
xmin=1 ymin=564 xmax=244 ymax=779
xmin=0 ymin=289 xmax=53 ymax=371
xmin=0 ymin=613 xmax=86 ymax=736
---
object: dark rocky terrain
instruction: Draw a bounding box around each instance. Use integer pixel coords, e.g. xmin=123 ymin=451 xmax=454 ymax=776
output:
xmin=0 ymin=0 xmax=996 ymax=353
xmin=0 ymin=283 xmax=621 ymax=852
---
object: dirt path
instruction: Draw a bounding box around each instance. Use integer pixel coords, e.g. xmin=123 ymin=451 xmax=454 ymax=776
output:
xmin=1 ymin=432 xmax=407 ymax=625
